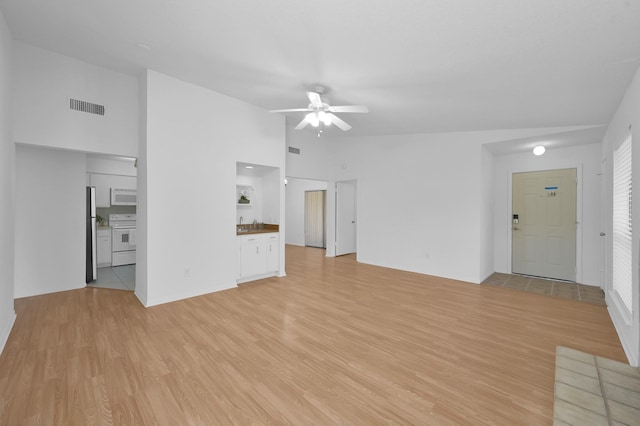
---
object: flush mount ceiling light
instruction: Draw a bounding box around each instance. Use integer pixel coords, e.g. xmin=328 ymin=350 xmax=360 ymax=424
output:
xmin=533 ymin=146 xmax=546 ymax=156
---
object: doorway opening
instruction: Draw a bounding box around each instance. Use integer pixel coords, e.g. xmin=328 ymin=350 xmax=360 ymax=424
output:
xmin=512 ymin=168 xmax=577 ymax=281
xmin=285 ymin=177 xmax=357 ymax=258
xmin=285 ymin=177 xmax=329 ymax=254
xmin=305 ymin=190 xmax=326 ymax=248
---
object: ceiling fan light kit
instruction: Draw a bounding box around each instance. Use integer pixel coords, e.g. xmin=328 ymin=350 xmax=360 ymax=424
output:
xmin=270 ymin=86 xmax=368 ymax=135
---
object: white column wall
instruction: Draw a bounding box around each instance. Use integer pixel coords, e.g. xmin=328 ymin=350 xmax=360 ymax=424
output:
xmin=14 ymin=144 xmax=87 ymax=297
xmin=0 ymin=8 xmax=15 ymax=354
xmin=135 ymin=71 xmax=149 ymax=305
xmin=138 ymin=70 xmax=285 ymax=307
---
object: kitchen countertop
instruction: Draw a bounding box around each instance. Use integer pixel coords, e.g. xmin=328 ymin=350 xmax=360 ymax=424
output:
xmin=236 ymin=224 xmax=279 ymax=236
xmin=236 ymin=229 xmax=279 ymax=236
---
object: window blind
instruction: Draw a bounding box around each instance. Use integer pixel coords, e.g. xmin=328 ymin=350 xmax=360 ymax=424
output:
xmin=612 ymin=133 xmax=633 ymax=313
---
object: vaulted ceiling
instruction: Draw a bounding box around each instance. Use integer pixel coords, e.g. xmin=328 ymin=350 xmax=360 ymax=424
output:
xmin=1 ymin=0 xmax=639 ymax=140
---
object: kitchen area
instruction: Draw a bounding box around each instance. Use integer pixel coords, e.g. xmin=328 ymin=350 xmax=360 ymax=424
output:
xmin=86 ymin=155 xmax=137 ymax=291
xmin=87 ymin=158 xmax=280 ymax=290
xmin=236 ymin=162 xmax=282 ymax=283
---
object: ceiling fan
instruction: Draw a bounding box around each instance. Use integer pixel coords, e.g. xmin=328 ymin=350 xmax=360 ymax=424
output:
xmin=270 ymin=86 xmax=368 ymax=132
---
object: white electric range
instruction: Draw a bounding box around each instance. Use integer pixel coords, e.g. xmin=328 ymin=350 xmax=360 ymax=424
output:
xmin=109 ymin=213 xmax=136 ymax=266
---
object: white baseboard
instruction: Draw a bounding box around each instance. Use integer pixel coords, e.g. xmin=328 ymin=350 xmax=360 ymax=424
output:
xmin=608 ymin=304 xmax=639 ymax=367
xmin=237 ymin=271 xmax=278 ymax=285
xmin=143 ymin=281 xmax=237 ymax=307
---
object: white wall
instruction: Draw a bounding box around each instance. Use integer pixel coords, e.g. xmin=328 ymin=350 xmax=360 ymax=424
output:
xmin=236 ymin=167 xmax=280 ymax=225
xmin=285 ymin=130 xmax=333 ymax=181
xmin=262 ymin=168 xmax=281 ymax=226
xmin=138 ymin=70 xmax=285 ymax=307
xmin=289 ymin=131 xmax=487 ymax=283
xmin=12 ymin=42 xmax=138 ymax=157
xmin=14 ymin=144 xmax=87 ymax=298
xmin=287 ymin=126 xmax=594 ymax=284
xmin=9 ymin=44 xmax=139 ymax=301
xmin=602 ymin=66 xmax=640 ymax=366
xmin=0 ymin=8 xmax=15 ymax=354
xmin=492 ymin=143 xmax=603 ymax=286
xmin=354 ymin=134 xmax=485 ymax=283
xmin=285 ymin=178 xmax=328 ymax=246
xmin=236 ymin=175 xmax=263 ymax=225
xmin=479 ymin=146 xmax=495 ymax=281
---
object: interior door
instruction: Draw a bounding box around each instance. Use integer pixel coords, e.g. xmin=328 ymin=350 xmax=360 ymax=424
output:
xmin=336 ymin=181 xmax=356 ymax=256
xmin=512 ymin=168 xmax=577 ymax=281
xmin=305 ymin=190 xmax=326 ymax=248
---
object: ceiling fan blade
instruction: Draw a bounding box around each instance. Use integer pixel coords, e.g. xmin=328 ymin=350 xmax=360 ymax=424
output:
xmin=269 ymin=108 xmax=310 ymax=113
xmin=328 ymin=105 xmax=369 ymax=113
xmin=306 ymin=91 xmax=323 ymax=108
xmin=327 ymin=113 xmax=352 ymax=131
xmin=294 ymin=117 xmax=309 ymax=130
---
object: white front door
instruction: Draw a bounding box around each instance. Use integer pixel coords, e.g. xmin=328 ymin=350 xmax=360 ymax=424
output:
xmin=512 ymin=168 xmax=577 ymax=281
xmin=336 ymin=181 xmax=356 ymax=256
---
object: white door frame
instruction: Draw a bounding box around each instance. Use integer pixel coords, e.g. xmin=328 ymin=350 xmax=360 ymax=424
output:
xmin=506 ymin=164 xmax=584 ymax=283
xmin=323 ymin=180 xmax=357 ymax=258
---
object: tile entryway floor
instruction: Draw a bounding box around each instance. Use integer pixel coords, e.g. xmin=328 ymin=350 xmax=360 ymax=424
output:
xmin=88 ymin=265 xmax=135 ymax=291
xmin=482 ymin=273 xmax=606 ymax=306
xmin=554 ymin=346 xmax=640 ymax=425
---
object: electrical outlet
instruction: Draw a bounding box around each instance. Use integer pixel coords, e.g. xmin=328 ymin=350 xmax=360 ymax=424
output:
xmin=183 ymin=268 xmax=190 ymax=278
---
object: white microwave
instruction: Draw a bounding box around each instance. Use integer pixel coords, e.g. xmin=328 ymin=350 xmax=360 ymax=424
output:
xmin=111 ymin=188 xmax=137 ymax=206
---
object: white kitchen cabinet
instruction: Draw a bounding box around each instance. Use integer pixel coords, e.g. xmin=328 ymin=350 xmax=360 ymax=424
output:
xmin=88 ymin=173 xmax=137 ymax=207
xmin=97 ymin=228 xmax=112 ymax=267
xmin=89 ymin=173 xmax=111 ymax=207
xmin=110 ymin=175 xmax=137 ymax=190
xmin=239 ymin=236 xmax=266 ymax=277
xmin=237 ymin=232 xmax=279 ymax=282
xmin=265 ymin=234 xmax=279 ymax=273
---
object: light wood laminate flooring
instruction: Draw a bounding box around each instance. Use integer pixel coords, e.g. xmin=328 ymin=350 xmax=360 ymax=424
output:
xmin=0 ymin=245 xmax=626 ymax=425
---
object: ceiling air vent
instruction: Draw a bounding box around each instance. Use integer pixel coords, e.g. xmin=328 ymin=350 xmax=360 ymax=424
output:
xmin=288 ymin=146 xmax=301 ymax=155
xmin=69 ymin=98 xmax=105 ymax=116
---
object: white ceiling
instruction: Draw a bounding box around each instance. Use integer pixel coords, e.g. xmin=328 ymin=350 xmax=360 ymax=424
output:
xmin=1 ymin=0 xmax=640 ymax=142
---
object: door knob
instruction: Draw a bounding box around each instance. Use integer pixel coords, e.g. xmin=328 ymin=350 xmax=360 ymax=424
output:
xmin=513 ymin=227 xmax=520 ymax=231
xmin=600 ymin=232 xmax=606 ymax=236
